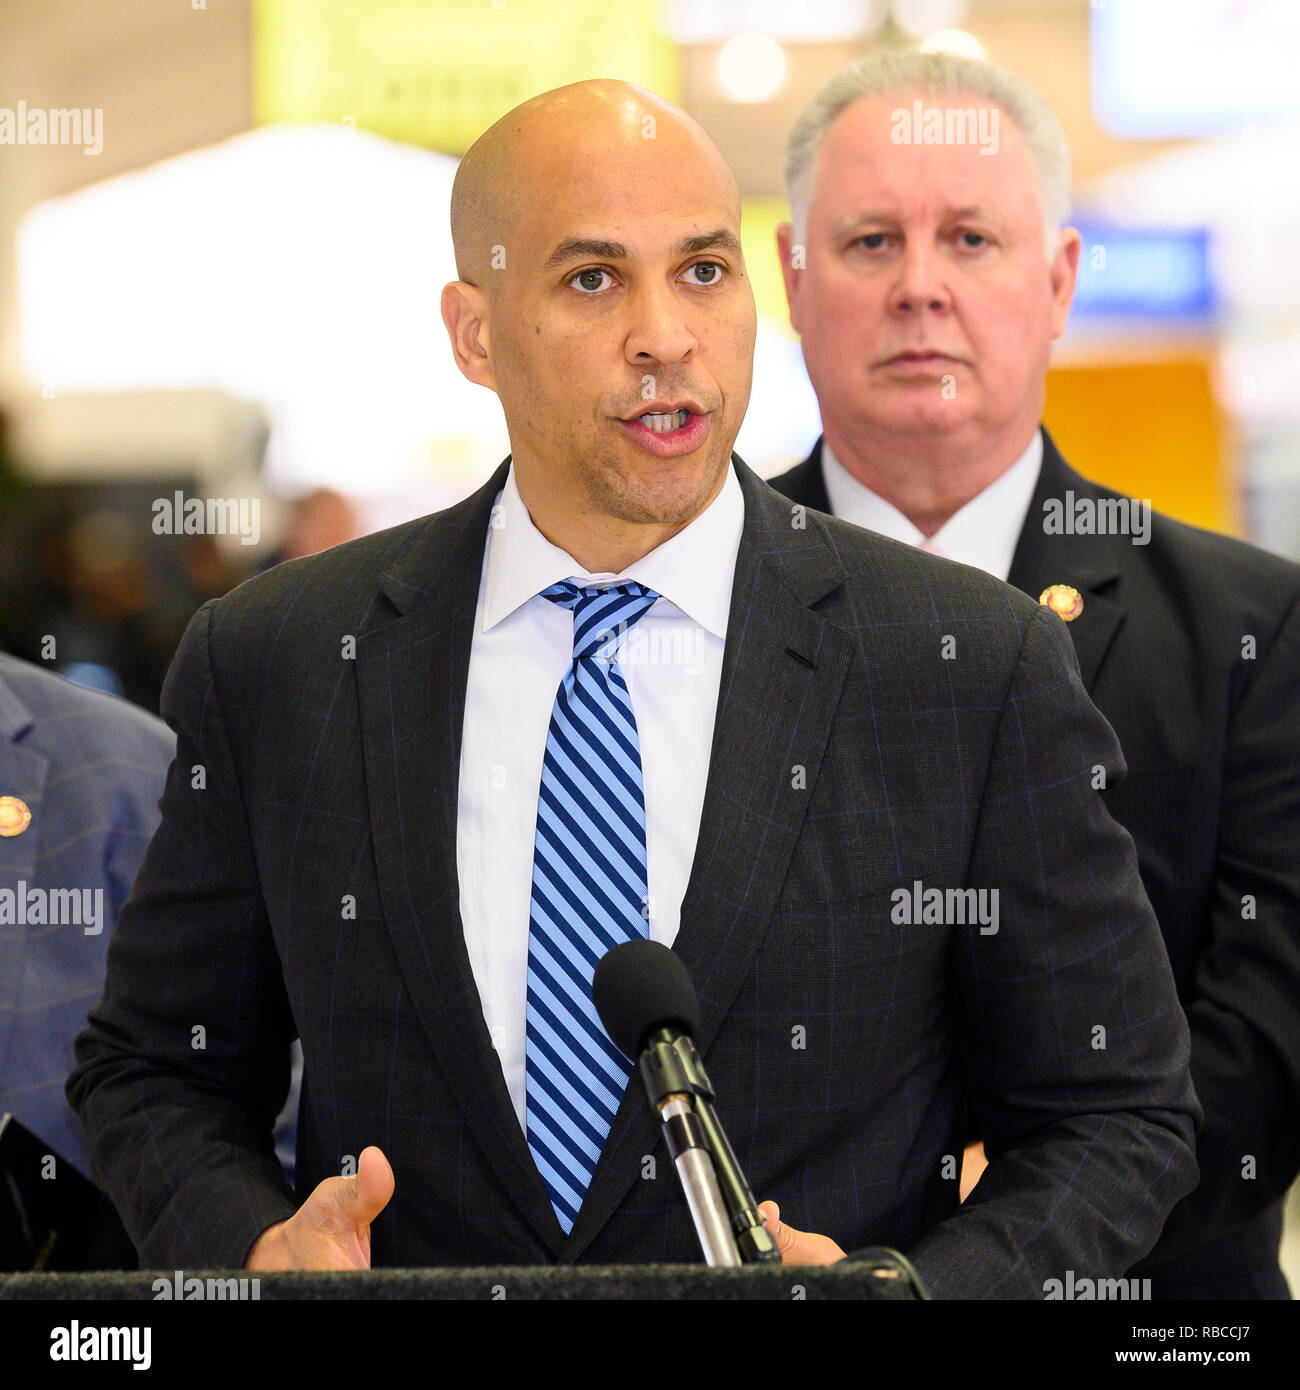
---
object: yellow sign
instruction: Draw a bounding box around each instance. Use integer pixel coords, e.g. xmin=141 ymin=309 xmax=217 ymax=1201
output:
xmin=741 ymin=197 xmax=796 ymax=330
xmin=253 ymin=0 xmax=681 ymax=154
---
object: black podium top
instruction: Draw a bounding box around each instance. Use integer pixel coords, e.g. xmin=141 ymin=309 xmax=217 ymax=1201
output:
xmin=2 ymin=1254 xmax=924 ymax=1300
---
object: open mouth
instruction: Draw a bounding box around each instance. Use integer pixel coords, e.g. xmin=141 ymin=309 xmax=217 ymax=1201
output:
xmin=636 ymin=408 xmax=691 ymax=433
xmin=619 ymin=407 xmax=712 ymax=456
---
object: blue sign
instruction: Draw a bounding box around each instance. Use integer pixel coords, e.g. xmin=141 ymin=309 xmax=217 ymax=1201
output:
xmin=1069 ymin=223 xmax=1216 ymax=323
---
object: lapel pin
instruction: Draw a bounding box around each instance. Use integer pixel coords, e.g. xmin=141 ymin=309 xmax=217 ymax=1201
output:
xmin=0 ymin=795 xmax=33 ymax=837
xmin=1039 ymin=584 xmax=1084 ymax=622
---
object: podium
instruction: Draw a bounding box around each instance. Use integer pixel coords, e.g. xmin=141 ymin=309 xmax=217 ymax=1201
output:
xmin=1 ymin=1253 xmax=924 ymax=1300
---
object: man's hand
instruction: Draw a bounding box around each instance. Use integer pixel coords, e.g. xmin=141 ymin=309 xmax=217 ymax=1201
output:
xmin=246 ymin=1145 xmax=395 ymax=1270
xmin=758 ymin=1200 xmax=846 ymax=1265
xmin=959 ymin=1140 xmax=988 ymax=1202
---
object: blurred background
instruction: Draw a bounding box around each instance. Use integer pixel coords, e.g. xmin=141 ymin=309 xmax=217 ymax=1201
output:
xmin=3 ymin=0 xmax=1299 ymax=706
xmin=1 ymin=0 xmax=1298 ymax=1288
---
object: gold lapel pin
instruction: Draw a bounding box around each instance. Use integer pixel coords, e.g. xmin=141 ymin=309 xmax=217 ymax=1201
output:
xmin=0 ymin=795 xmax=33 ymax=837
xmin=1039 ymin=584 xmax=1084 ymax=622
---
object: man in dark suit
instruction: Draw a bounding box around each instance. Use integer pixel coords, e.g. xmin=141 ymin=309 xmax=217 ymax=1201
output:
xmin=768 ymin=50 xmax=1300 ymax=1298
xmin=70 ymin=79 xmax=1199 ymax=1298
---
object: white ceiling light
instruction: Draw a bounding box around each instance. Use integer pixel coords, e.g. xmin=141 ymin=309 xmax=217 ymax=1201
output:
xmin=716 ymin=33 xmax=788 ymax=103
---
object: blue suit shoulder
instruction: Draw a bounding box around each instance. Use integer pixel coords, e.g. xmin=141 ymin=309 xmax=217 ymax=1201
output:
xmin=0 ymin=651 xmax=174 ymax=785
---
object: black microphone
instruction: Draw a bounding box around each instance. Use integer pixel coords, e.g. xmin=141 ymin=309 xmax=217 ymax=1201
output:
xmin=593 ymin=940 xmax=780 ymax=1265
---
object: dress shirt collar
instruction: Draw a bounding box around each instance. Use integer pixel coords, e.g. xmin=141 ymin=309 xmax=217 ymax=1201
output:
xmin=821 ymin=429 xmax=1043 ymax=581
xmin=481 ymin=459 xmax=744 ymax=639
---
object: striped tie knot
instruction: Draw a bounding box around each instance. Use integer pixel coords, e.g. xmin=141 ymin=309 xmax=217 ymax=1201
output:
xmin=541 ymin=580 xmax=660 ymax=663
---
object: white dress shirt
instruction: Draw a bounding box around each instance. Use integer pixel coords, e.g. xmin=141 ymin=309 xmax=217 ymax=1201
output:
xmin=821 ymin=430 xmax=1043 ymax=580
xmin=457 ymin=462 xmax=744 ymax=1134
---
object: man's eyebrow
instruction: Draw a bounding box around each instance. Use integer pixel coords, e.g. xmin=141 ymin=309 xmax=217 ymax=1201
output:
xmin=543 ymin=237 xmax=630 ymax=269
xmin=834 ymin=206 xmax=1002 ymax=236
xmin=542 ymin=228 xmax=743 ymax=270
xmin=675 ymin=228 xmax=743 ymax=258
xmin=942 ymin=205 xmax=1002 ymax=226
xmin=833 ymin=210 xmax=899 ymax=236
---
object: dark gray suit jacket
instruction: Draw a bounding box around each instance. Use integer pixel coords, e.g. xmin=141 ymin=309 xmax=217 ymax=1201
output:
xmin=771 ymin=431 xmax=1300 ymax=1298
xmin=69 ymin=456 xmax=1200 ymax=1297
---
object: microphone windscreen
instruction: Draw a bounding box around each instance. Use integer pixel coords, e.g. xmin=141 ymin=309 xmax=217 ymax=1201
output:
xmin=592 ymin=940 xmax=701 ymax=1059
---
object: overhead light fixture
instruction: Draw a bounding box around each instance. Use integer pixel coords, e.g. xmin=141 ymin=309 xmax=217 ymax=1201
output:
xmin=716 ymin=33 xmax=788 ymax=103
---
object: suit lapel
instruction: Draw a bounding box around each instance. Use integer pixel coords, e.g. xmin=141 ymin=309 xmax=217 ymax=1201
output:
xmin=0 ymin=677 xmax=45 ymax=1080
xmin=1007 ymin=429 xmax=1127 ymax=689
xmin=792 ymin=429 xmax=1127 ymax=691
xmin=781 ymin=438 xmax=833 ymax=514
xmin=354 ymin=458 xmax=566 ymax=1256
xmin=560 ymin=460 xmax=855 ymax=1261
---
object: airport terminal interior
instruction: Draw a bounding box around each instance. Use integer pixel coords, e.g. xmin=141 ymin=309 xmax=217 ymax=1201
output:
xmin=1 ymin=0 xmax=1298 ymax=1306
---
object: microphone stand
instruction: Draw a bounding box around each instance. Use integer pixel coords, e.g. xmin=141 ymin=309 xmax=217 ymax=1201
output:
xmin=655 ymin=1094 xmax=739 ymax=1266
xmin=638 ymin=1028 xmax=781 ymax=1265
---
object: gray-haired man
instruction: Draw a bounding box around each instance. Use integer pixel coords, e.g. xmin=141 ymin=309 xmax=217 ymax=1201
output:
xmin=770 ymin=49 xmax=1300 ymax=1299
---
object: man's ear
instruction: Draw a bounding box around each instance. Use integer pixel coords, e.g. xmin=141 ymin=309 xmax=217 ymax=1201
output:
xmin=1048 ymin=227 xmax=1082 ymax=340
xmin=775 ymin=221 xmax=803 ymax=336
xmin=440 ymin=281 xmax=497 ymax=392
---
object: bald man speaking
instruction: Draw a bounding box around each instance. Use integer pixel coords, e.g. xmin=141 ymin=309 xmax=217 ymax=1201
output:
xmin=71 ymin=82 xmax=1199 ymax=1298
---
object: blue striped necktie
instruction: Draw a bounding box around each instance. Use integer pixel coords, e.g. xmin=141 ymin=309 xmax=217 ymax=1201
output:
xmin=525 ymin=578 xmax=660 ymax=1233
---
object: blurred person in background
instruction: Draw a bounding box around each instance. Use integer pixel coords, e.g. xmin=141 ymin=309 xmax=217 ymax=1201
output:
xmin=770 ymin=49 xmax=1300 ymax=1299
xmin=260 ymin=487 xmax=360 ymax=571
xmin=7 ymin=495 xmax=244 ymax=714
xmin=30 ymin=509 xmax=171 ymax=708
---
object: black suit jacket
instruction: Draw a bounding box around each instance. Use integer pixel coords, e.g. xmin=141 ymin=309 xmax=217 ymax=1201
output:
xmin=770 ymin=432 xmax=1300 ymax=1297
xmin=69 ymin=455 xmax=1200 ymax=1298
